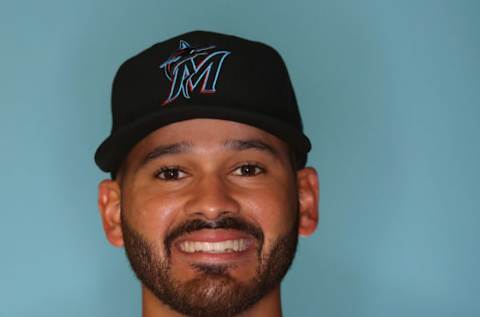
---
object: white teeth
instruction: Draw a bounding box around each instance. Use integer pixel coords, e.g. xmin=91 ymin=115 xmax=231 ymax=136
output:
xmin=179 ymin=239 xmax=249 ymax=253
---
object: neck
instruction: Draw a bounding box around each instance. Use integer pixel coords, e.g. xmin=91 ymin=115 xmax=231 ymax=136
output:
xmin=141 ymin=284 xmax=283 ymax=317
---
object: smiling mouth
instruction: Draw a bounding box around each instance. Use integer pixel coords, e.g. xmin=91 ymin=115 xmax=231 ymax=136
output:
xmin=179 ymin=239 xmax=250 ymax=253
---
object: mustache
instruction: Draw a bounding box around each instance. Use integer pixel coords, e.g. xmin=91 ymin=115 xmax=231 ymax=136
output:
xmin=164 ymin=216 xmax=264 ymax=254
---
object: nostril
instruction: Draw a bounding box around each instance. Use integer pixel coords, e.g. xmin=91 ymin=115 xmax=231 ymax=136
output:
xmin=191 ymin=210 xmax=236 ymax=221
xmin=191 ymin=210 xmax=232 ymax=218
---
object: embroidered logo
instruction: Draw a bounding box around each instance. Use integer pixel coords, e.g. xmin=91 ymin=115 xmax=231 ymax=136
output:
xmin=159 ymin=40 xmax=231 ymax=105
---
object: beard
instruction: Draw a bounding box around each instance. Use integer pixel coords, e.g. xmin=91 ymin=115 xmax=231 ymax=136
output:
xmin=121 ymin=212 xmax=299 ymax=317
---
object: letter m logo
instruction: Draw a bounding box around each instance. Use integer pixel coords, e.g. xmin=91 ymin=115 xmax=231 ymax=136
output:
xmin=160 ymin=41 xmax=231 ymax=106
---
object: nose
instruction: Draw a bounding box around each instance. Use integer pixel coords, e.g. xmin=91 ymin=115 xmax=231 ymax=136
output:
xmin=184 ymin=173 xmax=241 ymax=220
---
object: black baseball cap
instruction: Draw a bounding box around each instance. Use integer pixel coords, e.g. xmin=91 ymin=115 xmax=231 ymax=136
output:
xmin=95 ymin=30 xmax=311 ymax=175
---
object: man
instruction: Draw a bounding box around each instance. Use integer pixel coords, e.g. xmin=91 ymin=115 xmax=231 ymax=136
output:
xmin=95 ymin=30 xmax=319 ymax=317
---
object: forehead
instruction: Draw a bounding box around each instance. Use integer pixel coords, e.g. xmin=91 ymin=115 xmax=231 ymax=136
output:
xmin=124 ymin=118 xmax=291 ymax=164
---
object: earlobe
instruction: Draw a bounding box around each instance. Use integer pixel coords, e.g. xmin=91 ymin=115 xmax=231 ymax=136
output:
xmin=296 ymin=167 xmax=319 ymax=236
xmin=98 ymin=179 xmax=124 ymax=247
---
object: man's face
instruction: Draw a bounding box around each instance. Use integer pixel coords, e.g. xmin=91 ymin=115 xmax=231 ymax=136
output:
xmin=117 ymin=119 xmax=301 ymax=317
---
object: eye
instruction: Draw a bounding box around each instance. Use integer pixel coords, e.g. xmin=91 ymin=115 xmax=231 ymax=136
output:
xmin=155 ymin=166 xmax=188 ymax=181
xmin=232 ymin=164 xmax=265 ymax=176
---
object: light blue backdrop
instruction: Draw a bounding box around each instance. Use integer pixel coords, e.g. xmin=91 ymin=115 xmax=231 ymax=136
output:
xmin=1 ymin=0 xmax=479 ymax=316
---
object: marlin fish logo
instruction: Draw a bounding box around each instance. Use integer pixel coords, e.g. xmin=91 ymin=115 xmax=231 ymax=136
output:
xmin=160 ymin=40 xmax=231 ymax=105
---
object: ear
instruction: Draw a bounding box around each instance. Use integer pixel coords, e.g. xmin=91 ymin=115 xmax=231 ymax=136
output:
xmin=296 ymin=167 xmax=319 ymax=236
xmin=98 ymin=179 xmax=124 ymax=247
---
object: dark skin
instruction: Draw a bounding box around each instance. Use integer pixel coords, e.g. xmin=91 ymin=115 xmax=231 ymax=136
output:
xmin=98 ymin=119 xmax=319 ymax=317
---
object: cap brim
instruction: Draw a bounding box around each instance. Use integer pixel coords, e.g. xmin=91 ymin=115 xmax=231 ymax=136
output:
xmin=95 ymin=105 xmax=311 ymax=173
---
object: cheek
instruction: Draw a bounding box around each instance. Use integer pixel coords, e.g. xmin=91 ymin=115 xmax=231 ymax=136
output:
xmin=122 ymin=186 xmax=184 ymax=243
xmin=239 ymin=181 xmax=298 ymax=243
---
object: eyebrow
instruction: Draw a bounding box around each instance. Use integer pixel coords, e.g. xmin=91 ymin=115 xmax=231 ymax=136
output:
xmin=139 ymin=138 xmax=279 ymax=169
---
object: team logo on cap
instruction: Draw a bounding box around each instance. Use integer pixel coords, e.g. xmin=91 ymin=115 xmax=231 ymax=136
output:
xmin=159 ymin=40 xmax=230 ymax=105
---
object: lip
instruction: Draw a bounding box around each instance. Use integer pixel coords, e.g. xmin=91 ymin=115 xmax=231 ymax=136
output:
xmin=173 ymin=229 xmax=258 ymax=263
